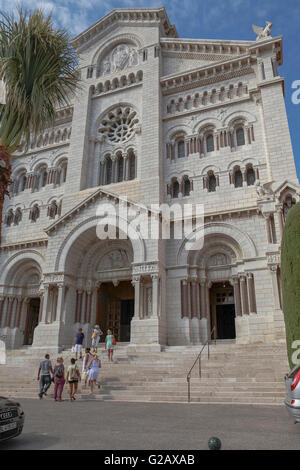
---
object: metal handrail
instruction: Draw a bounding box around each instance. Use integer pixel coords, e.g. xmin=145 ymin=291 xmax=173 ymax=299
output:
xmin=187 ymin=327 xmax=216 ymax=403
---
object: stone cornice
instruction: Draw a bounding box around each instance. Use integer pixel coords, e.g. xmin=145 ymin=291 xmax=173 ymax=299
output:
xmin=0 ymin=238 xmax=48 ymax=252
xmin=160 ymin=38 xmax=254 ymax=59
xmin=160 ymin=55 xmax=255 ymax=96
xmin=70 ymin=8 xmax=177 ymax=52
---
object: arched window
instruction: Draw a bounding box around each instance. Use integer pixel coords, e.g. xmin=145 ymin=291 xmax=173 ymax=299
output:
xmin=234 ymin=169 xmax=243 ymax=188
xmin=29 ymin=205 xmax=40 ymax=223
xmin=117 ymin=155 xmax=124 ymax=182
xmin=236 ymin=127 xmax=245 ymax=146
xmin=48 ymin=201 xmax=58 ymax=219
xmin=128 ymin=152 xmax=136 ymax=181
xmin=177 ymin=140 xmax=185 ymax=158
xmin=172 ymin=180 xmax=179 ymax=199
xmin=206 ymin=134 xmax=214 ymax=153
xmin=41 ymin=169 xmax=48 ymax=187
xmin=5 ymin=209 xmax=14 ymax=227
xmin=183 ymin=178 xmax=191 ymax=197
xmin=14 ymin=208 xmax=22 ymax=225
xmin=246 ymin=167 xmax=256 ymax=186
xmin=208 ymin=173 xmax=217 ymax=192
xmin=19 ymin=173 xmax=27 ymax=193
xmin=106 ymin=157 xmax=112 ymax=185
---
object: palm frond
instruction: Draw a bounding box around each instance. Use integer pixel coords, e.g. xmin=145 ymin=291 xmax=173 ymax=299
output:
xmin=0 ymin=6 xmax=80 ymax=152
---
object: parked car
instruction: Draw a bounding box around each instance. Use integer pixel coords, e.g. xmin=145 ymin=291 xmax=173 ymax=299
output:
xmin=285 ymin=365 xmax=300 ymax=423
xmin=0 ymin=397 xmax=24 ymax=442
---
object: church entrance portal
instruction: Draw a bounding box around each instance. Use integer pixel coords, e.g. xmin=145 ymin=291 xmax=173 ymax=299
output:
xmin=24 ymin=298 xmax=40 ymax=345
xmin=210 ymin=282 xmax=236 ymax=340
xmin=97 ymin=281 xmax=134 ymax=342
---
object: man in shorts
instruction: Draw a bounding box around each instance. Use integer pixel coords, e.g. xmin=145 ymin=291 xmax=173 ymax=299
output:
xmin=74 ymin=328 xmax=85 ymax=360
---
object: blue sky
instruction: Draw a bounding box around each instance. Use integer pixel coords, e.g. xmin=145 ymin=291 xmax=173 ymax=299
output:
xmin=1 ymin=0 xmax=299 ymax=178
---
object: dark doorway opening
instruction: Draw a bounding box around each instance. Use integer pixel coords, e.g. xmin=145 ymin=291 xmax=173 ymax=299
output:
xmin=97 ymin=281 xmax=134 ymax=342
xmin=210 ymin=281 xmax=236 ymax=340
xmin=24 ymin=298 xmax=40 ymax=345
xmin=216 ymin=304 xmax=236 ymax=340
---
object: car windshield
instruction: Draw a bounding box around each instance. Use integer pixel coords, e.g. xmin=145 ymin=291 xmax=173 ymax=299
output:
xmin=288 ymin=364 xmax=300 ymax=379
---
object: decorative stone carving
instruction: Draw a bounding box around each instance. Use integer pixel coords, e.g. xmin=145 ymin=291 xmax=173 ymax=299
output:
xmin=252 ymin=22 xmax=273 ymax=41
xmin=98 ymin=250 xmax=130 ymax=271
xmin=132 ymin=263 xmax=159 ymax=275
xmin=255 ymin=180 xmax=274 ymax=200
xmin=98 ymin=105 xmax=139 ymax=144
xmin=208 ymin=253 xmax=229 ymax=267
xmin=99 ymin=44 xmax=139 ymax=76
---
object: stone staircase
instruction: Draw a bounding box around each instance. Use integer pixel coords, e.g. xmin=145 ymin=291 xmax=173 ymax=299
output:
xmin=0 ymin=341 xmax=290 ymax=404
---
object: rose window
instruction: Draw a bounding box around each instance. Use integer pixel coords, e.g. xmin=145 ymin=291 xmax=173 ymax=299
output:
xmin=98 ymin=106 xmax=139 ymax=143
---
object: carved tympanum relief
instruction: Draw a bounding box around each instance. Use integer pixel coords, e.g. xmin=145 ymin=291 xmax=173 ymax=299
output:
xmin=99 ymin=44 xmax=139 ymax=76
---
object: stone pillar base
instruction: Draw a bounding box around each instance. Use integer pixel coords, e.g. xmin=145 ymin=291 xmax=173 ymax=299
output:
xmin=199 ymin=318 xmax=209 ymax=344
xmin=235 ymin=313 xmax=276 ymax=344
xmin=0 ymin=327 xmax=25 ymax=350
xmin=190 ymin=317 xmax=201 ymax=344
xmin=273 ymin=310 xmax=286 ymax=341
xmin=32 ymin=322 xmax=64 ymax=352
xmin=130 ymin=317 xmax=160 ymax=346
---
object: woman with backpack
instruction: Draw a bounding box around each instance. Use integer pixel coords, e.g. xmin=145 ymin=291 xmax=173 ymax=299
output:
xmin=66 ymin=358 xmax=81 ymax=402
xmin=53 ymin=357 xmax=65 ymax=402
xmin=105 ymin=329 xmax=116 ymax=363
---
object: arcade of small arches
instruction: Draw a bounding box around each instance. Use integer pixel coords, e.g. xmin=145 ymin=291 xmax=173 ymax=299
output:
xmin=5 ymin=199 xmax=62 ymax=227
xmin=167 ymin=163 xmax=258 ymax=199
xmin=99 ymin=149 xmax=137 ymax=186
xmin=11 ymin=158 xmax=68 ymax=196
xmin=166 ymin=82 xmax=249 ymax=115
xmin=166 ymin=118 xmax=255 ymax=161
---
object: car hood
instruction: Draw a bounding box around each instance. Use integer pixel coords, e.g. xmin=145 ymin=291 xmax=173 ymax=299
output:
xmin=0 ymin=397 xmax=20 ymax=408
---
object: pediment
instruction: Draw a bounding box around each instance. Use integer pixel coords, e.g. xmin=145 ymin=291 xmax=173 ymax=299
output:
xmin=274 ymin=180 xmax=300 ymax=199
xmin=44 ymin=187 xmax=155 ymax=235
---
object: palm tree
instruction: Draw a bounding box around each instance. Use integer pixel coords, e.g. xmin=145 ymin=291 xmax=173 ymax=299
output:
xmin=0 ymin=7 xmax=79 ymax=244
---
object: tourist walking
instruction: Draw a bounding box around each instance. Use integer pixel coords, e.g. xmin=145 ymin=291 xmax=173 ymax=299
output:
xmin=91 ymin=324 xmax=102 ymax=353
xmin=53 ymin=357 xmax=65 ymax=402
xmin=87 ymin=353 xmax=101 ymax=394
xmin=37 ymin=354 xmax=53 ymax=399
xmin=66 ymin=358 xmax=80 ymax=402
xmin=105 ymin=329 xmax=116 ymax=363
xmin=82 ymin=348 xmax=92 ymax=388
xmin=74 ymin=328 xmax=85 ymax=360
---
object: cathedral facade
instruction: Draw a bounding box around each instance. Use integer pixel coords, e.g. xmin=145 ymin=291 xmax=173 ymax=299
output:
xmin=0 ymin=7 xmax=299 ymax=351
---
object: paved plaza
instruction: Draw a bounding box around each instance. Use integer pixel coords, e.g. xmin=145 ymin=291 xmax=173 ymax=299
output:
xmin=1 ymin=399 xmax=299 ymax=450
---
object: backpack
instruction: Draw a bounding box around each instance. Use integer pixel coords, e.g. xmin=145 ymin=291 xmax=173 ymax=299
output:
xmin=54 ymin=364 xmax=63 ymax=378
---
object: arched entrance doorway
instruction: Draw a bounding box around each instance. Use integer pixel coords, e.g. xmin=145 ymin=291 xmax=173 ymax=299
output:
xmin=24 ymin=298 xmax=41 ymax=345
xmin=210 ymin=281 xmax=236 ymax=340
xmin=97 ymin=281 xmax=134 ymax=342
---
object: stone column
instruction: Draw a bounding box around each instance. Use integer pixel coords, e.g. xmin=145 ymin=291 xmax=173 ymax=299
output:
xmin=277 ymin=207 xmax=284 ymax=239
xmin=265 ymin=215 xmax=272 ymax=244
xmin=75 ymin=290 xmax=83 ymax=324
xmin=190 ymin=279 xmax=200 ymax=344
xmin=15 ymin=298 xmax=24 ymax=328
xmin=9 ymin=298 xmax=18 ymax=328
xmin=41 ymin=284 xmax=49 ymax=323
xmin=86 ymin=291 xmax=92 ymax=324
xmin=55 ymin=284 xmax=65 ymax=323
xmin=151 ymin=275 xmax=159 ymax=318
xmin=132 ymin=277 xmax=141 ymax=319
xmin=6 ymin=298 xmax=14 ymax=327
xmin=233 ymin=277 xmax=242 ymax=316
xmin=124 ymin=155 xmax=129 ymax=181
xmin=200 ymin=281 xmax=207 ymax=319
xmin=270 ymin=266 xmax=281 ymax=310
xmin=247 ymin=273 xmax=257 ymax=314
xmin=240 ymin=276 xmax=249 ymax=315
xmin=0 ymin=297 xmax=4 ymax=327
xmin=80 ymin=291 xmax=87 ymax=324
xmin=181 ymin=280 xmax=189 ymax=317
